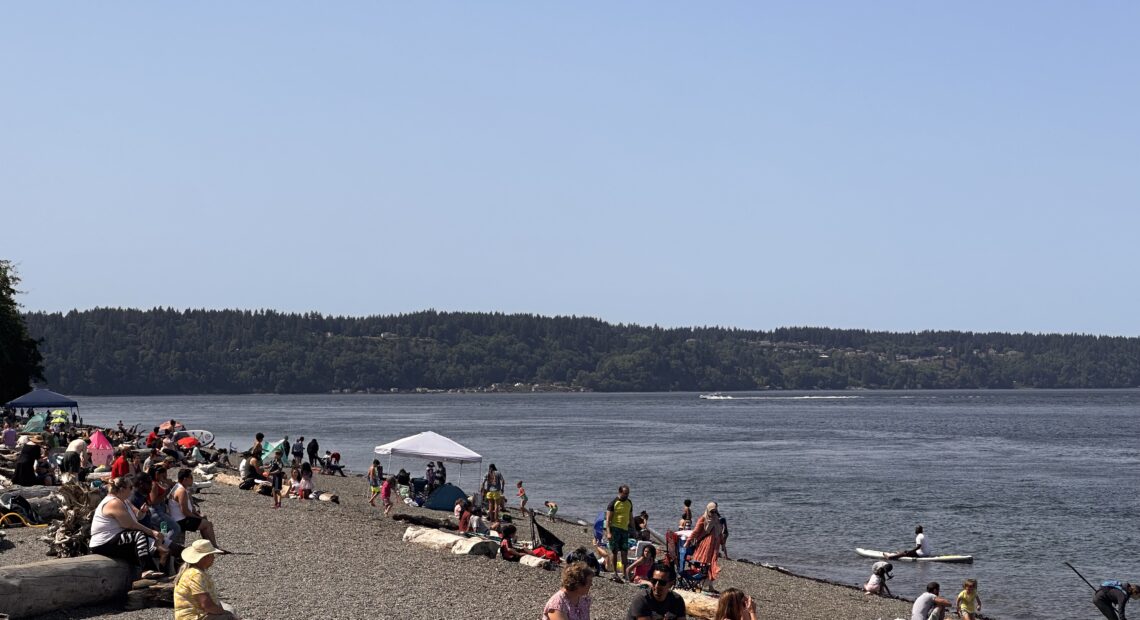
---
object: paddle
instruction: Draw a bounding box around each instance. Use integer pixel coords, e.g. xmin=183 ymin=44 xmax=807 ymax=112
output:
xmin=1064 ymin=561 xmax=1098 ymax=591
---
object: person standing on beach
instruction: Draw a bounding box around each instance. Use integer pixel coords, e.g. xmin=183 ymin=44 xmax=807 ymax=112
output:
xmin=267 ymin=450 xmax=285 ymax=509
xmin=435 ymin=461 xmax=446 ymax=486
xmin=1093 ymin=581 xmax=1139 ymax=620
xmin=380 ymin=475 xmax=396 ymax=516
xmin=482 ymin=464 xmax=506 ymax=521
xmin=686 ymin=502 xmax=725 ymax=594
xmin=955 ymin=579 xmax=982 ymax=620
xmin=291 ymin=437 xmax=305 ymax=467
xmin=605 ymin=485 xmax=634 ymax=578
xmin=517 ymin=480 xmax=528 ymax=513
xmin=306 ymin=437 xmax=319 ymax=467
xmin=367 ymin=460 xmax=383 ymax=507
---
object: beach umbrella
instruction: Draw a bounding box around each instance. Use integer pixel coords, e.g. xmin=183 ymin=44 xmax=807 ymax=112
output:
xmin=159 ymin=420 xmax=185 ymax=432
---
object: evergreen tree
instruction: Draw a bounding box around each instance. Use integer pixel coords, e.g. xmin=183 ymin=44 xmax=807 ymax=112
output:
xmin=0 ymin=261 xmax=44 ymax=402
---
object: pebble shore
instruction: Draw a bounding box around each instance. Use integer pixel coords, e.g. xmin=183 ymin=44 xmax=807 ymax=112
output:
xmin=2 ymin=471 xmax=916 ymax=620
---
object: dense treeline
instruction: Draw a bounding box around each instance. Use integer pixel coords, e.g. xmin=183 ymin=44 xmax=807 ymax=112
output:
xmin=0 ymin=261 xmax=44 ymax=403
xmin=21 ymin=308 xmax=1140 ymax=395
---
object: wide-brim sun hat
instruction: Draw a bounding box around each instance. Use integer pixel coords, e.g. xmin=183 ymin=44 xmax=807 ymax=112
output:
xmin=181 ymin=539 xmax=223 ymax=564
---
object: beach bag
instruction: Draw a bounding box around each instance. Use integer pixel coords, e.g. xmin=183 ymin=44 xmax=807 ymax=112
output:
xmin=0 ymin=493 xmax=41 ymax=526
xmin=257 ymin=483 xmax=273 ymax=496
xmin=238 ymin=479 xmax=255 ymax=491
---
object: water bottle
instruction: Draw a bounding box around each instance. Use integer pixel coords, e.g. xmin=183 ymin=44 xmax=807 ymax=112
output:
xmin=160 ymin=520 xmax=169 ymax=544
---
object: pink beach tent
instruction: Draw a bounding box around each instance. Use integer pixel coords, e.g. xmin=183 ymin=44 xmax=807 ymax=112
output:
xmin=87 ymin=430 xmax=114 ymax=467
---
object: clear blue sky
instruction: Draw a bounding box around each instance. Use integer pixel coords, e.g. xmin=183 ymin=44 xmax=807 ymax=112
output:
xmin=4 ymin=3 xmax=1138 ymax=335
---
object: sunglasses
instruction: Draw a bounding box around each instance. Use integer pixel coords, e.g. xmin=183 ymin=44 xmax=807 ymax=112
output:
xmin=649 ymin=577 xmax=674 ymax=587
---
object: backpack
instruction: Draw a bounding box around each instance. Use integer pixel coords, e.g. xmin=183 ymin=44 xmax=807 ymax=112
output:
xmin=0 ymin=493 xmax=42 ymax=526
xmin=1102 ymin=580 xmax=1126 ymax=592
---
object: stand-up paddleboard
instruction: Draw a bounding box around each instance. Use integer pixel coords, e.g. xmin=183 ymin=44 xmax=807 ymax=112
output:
xmin=173 ymin=429 xmax=215 ymax=447
xmin=855 ymin=548 xmax=974 ymax=563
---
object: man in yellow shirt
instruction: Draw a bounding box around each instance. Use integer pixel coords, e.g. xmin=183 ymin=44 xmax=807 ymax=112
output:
xmin=605 ymin=484 xmax=633 ymax=580
xmin=174 ymin=539 xmax=238 ymax=620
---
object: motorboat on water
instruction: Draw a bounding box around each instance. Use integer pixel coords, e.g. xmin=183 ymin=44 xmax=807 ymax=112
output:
xmin=699 ymin=393 xmax=733 ymax=400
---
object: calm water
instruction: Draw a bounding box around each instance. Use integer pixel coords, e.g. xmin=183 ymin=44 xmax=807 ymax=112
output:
xmin=72 ymin=390 xmax=1139 ymax=619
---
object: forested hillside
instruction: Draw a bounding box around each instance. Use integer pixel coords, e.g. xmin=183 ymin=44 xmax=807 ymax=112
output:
xmin=22 ymin=308 xmax=1140 ymax=395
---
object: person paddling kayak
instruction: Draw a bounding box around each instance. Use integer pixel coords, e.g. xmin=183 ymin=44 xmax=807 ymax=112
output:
xmin=1093 ymin=580 xmax=1139 ymax=620
xmin=887 ymin=525 xmax=931 ymax=560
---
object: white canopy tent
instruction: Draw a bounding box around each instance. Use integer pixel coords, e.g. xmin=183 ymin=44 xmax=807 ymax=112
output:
xmin=373 ymin=431 xmax=482 ymax=484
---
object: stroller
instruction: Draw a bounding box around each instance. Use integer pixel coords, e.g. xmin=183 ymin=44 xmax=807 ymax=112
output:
xmin=666 ymin=530 xmax=707 ymax=591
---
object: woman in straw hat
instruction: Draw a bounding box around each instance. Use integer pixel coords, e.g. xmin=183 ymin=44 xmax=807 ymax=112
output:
xmin=174 ymin=539 xmax=239 ymax=620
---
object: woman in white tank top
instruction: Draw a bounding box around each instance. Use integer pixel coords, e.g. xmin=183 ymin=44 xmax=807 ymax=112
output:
xmin=89 ymin=476 xmax=166 ymax=575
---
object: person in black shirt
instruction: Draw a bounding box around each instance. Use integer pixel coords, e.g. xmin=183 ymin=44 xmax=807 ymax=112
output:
xmin=627 ymin=562 xmax=687 ymax=620
xmin=1094 ymin=582 xmax=1139 ymax=620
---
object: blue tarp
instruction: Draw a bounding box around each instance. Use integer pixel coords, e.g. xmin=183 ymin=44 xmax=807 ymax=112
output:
xmin=6 ymin=387 xmax=78 ymax=409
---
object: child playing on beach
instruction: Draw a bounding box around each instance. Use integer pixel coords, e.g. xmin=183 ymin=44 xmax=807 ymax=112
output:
xmin=380 ymin=475 xmax=395 ymax=516
xmin=863 ymin=561 xmax=893 ymax=597
xmin=544 ymin=500 xmax=558 ymax=522
xmin=266 ymin=450 xmax=284 ymax=509
xmin=516 ymin=480 xmax=528 ymax=513
xmin=367 ymin=460 xmax=383 ymax=507
xmin=956 ymin=578 xmax=981 ymax=620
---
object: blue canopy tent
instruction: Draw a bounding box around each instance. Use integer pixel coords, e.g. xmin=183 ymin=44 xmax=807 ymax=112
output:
xmin=6 ymin=387 xmax=80 ymax=413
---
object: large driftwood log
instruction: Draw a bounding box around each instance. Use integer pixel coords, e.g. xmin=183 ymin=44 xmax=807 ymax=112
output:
xmin=0 ymin=485 xmax=56 ymax=499
xmin=675 ymin=589 xmax=719 ymax=620
xmin=0 ymin=555 xmax=131 ymax=618
xmin=392 ymin=513 xmax=457 ymax=531
xmin=402 ymin=526 xmax=499 ymax=558
xmin=26 ymin=495 xmax=64 ymax=520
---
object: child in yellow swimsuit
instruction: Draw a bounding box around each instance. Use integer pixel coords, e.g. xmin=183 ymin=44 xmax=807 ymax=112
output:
xmin=956 ymin=578 xmax=981 ymax=620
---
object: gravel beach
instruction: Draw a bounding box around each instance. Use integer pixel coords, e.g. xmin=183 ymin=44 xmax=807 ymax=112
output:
xmin=2 ymin=471 xmax=915 ymax=620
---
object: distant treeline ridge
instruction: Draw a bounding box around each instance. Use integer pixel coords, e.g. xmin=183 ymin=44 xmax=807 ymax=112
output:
xmin=22 ymin=308 xmax=1140 ymax=395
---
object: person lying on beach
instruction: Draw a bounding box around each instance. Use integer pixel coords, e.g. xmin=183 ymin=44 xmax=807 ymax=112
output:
xmin=171 ymin=468 xmax=223 ymax=551
xmin=627 ymin=562 xmax=687 ymax=620
xmin=864 ymin=561 xmax=893 ymax=596
xmin=624 ymin=544 xmax=657 ymax=584
xmin=714 ymin=587 xmax=757 ymax=620
xmin=174 ymin=539 xmax=240 ymax=620
xmin=542 ymin=560 xmax=594 ymax=620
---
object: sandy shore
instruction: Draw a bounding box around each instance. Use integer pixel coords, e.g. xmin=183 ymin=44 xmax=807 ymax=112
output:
xmin=2 ymin=471 xmax=916 ymax=620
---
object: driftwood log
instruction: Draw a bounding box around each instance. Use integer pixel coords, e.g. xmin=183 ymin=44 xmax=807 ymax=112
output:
xmin=402 ymin=526 xmax=499 ymax=558
xmin=675 ymin=589 xmax=719 ymax=620
xmin=0 ymin=555 xmax=131 ymax=618
xmin=392 ymin=513 xmax=458 ymax=531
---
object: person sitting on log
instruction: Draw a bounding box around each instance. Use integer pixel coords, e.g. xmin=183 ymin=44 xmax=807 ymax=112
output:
xmin=89 ymin=475 xmax=167 ymax=578
xmin=170 ymin=468 xmax=224 ymax=552
xmin=174 ymin=539 xmax=239 ymax=620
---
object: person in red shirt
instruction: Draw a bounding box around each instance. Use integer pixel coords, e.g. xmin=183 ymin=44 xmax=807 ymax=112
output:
xmin=111 ymin=448 xmax=131 ymax=480
xmin=145 ymin=427 xmax=160 ymax=450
